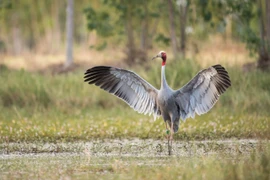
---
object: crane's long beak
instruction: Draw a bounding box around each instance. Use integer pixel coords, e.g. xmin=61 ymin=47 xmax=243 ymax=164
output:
xmin=152 ymin=55 xmax=159 ymax=60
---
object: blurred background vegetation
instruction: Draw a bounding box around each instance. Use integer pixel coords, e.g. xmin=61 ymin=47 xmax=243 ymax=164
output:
xmin=0 ymin=0 xmax=270 ymax=68
xmin=0 ymin=0 xmax=269 ymax=142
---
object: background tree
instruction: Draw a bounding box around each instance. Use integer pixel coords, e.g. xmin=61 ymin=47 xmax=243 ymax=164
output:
xmin=65 ymin=0 xmax=74 ymax=68
xmin=0 ymin=0 xmax=88 ymax=54
xmin=198 ymin=0 xmax=270 ymax=70
xmin=257 ymin=0 xmax=270 ymax=69
xmin=166 ymin=0 xmax=189 ymax=58
xmin=178 ymin=0 xmax=189 ymax=58
xmin=167 ymin=0 xmax=179 ymax=58
xmin=84 ymin=0 xmax=162 ymax=65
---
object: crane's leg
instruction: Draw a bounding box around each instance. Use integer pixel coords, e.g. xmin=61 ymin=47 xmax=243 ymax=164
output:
xmin=168 ymin=122 xmax=174 ymax=156
xmin=164 ymin=121 xmax=171 ymax=155
xmin=164 ymin=121 xmax=169 ymax=138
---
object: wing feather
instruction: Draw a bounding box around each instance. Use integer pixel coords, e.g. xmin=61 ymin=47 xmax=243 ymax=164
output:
xmin=84 ymin=66 xmax=160 ymax=116
xmin=174 ymin=64 xmax=231 ymax=120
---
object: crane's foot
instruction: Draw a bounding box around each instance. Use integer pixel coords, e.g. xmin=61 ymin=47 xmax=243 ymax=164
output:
xmin=168 ymin=135 xmax=173 ymax=156
xmin=168 ymin=142 xmax=173 ymax=155
xmin=168 ymin=138 xmax=171 ymax=156
xmin=167 ymin=131 xmax=170 ymax=156
xmin=165 ymin=121 xmax=174 ymax=156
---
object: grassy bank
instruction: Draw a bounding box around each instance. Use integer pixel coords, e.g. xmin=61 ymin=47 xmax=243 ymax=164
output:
xmin=0 ymin=59 xmax=270 ymax=142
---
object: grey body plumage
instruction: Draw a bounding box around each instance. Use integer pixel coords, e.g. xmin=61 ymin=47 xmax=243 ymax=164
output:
xmin=84 ymin=51 xmax=231 ymax=155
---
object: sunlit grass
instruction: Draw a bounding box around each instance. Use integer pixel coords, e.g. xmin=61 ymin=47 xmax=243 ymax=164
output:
xmin=0 ymin=109 xmax=268 ymax=143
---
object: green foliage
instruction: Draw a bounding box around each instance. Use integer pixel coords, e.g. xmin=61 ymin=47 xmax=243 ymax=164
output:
xmin=0 ymin=0 xmax=12 ymax=9
xmin=227 ymin=0 xmax=260 ymax=54
xmin=198 ymin=0 xmax=267 ymax=57
xmin=84 ymin=0 xmax=168 ymax=52
xmin=84 ymin=6 xmax=113 ymax=37
xmin=0 ymin=39 xmax=6 ymax=52
xmin=155 ymin=34 xmax=171 ymax=46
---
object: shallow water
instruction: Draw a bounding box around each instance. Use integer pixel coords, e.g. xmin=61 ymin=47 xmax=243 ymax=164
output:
xmin=0 ymin=139 xmax=269 ymax=180
xmin=0 ymin=139 xmax=268 ymax=157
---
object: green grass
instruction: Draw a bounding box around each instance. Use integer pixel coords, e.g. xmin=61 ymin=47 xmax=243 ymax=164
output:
xmin=0 ymin=59 xmax=270 ymax=143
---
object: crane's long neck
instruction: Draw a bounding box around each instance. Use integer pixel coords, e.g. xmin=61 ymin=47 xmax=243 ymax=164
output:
xmin=161 ymin=63 xmax=169 ymax=90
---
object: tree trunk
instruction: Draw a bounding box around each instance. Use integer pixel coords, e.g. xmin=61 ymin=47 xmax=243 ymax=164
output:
xmin=12 ymin=26 xmax=22 ymax=55
xmin=179 ymin=0 xmax=188 ymax=58
xmin=141 ymin=5 xmax=148 ymax=51
xmin=140 ymin=4 xmax=149 ymax=62
xmin=11 ymin=14 xmax=22 ymax=55
xmin=168 ymin=0 xmax=178 ymax=58
xmin=266 ymin=0 xmax=270 ymax=53
xmin=52 ymin=0 xmax=61 ymax=53
xmin=65 ymin=0 xmax=74 ymax=68
xmin=258 ymin=0 xmax=270 ymax=70
xmin=125 ymin=5 xmax=136 ymax=65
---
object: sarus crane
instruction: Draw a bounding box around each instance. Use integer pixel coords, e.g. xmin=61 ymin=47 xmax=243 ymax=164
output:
xmin=84 ymin=51 xmax=231 ymax=155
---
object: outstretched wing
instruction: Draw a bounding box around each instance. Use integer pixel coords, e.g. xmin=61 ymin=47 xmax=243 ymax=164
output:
xmin=174 ymin=64 xmax=231 ymax=120
xmin=84 ymin=66 xmax=160 ymax=116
